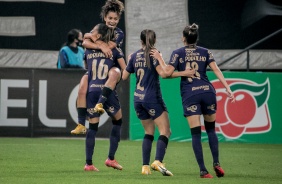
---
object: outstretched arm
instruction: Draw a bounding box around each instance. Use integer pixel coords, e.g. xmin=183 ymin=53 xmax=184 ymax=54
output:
xmin=209 ymin=62 xmax=235 ymax=103
xmin=122 ymin=54 xmax=132 ymax=80
xmin=150 ymin=49 xmax=195 ymax=78
xmin=117 ymin=57 xmax=126 ymax=71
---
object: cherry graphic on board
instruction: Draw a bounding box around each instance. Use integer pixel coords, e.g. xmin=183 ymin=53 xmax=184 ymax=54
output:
xmin=226 ymin=91 xmax=256 ymax=126
xmin=220 ymin=122 xmax=245 ymax=138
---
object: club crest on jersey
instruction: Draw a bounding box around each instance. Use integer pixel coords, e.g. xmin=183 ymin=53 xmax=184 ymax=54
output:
xmin=202 ymin=78 xmax=272 ymax=139
xmin=171 ymin=54 xmax=178 ymax=64
xmin=153 ymin=59 xmax=157 ymax=66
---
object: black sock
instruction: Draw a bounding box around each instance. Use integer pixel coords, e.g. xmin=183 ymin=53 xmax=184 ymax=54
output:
xmin=108 ymin=119 xmax=122 ymax=160
xmin=142 ymin=134 xmax=154 ymax=165
xmin=77 ymin=108 xmax=87 ymax=126
xmin=155 ymin=135 xmax=168 ymax=162
xmin=191 ymin=126 xmax=207 ymax=171
xmin=85 ymin=123 xmax=99 ymax=165
xmin=204 ymin=121 xmax=219 ymax=164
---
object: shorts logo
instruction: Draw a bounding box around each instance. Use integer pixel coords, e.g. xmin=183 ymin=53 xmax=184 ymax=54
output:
xmin=207 ymin=104 xmax=216 ymax=111
xmin=87 ymin=108 xmax=95 ymax=115
xmin=107 ymin=106 xmax=115 ymax=113
xmin=203 ymin=78 xmax=271 ymax=139
xmin=187 ymin=105 xmax=197 ymax=112
xmin=148 ymin=109 xmax=156 ymax=117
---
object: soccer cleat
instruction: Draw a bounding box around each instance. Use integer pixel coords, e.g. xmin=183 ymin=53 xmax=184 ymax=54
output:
xmin=105 ymin=159 xmax=123 ymax=170
xmin=141 ymin=165 xmax=151 ymax=175
xmin=71 ymin=124 xmax=86 ymax=134
xmin=213 ymin=163 xmax=225 ymax=177
xmin=94 ymin=103 xmax=105 ymax=114
xmin=150 ymin=160 xmax=173 ymax=176
xmin=200 ymin=170 xmax=213 ymax=178
xmin=84 ymin=164 xmax=99 ymax=171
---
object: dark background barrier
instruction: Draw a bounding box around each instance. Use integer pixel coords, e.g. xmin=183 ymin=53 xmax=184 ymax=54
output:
xmin=188 ymin=0 xmax=282 ymax=49
xmin=0 ymin=0 xmax=126 ymax=53
xmin=0 ymin=68 xmax=129 ymax=139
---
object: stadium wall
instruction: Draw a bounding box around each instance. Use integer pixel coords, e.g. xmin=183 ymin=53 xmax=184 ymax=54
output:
xmin=0 ymin=68 xmax=130 ymax=139
xmin=1 ymin=0 xmax=281 ymax=70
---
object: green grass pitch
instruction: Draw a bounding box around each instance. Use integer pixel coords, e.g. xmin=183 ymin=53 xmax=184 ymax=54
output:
xmin=0 ymin=138 xmax=281 ymax=184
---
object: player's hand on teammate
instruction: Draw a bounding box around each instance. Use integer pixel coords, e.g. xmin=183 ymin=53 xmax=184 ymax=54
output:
xmin=183 ymin=67 xmax=195 ymax=78
xmin=150 ymin=49 xmax=162 ymax=60
xmin=98 ymin=42 xmax=113 ymax=58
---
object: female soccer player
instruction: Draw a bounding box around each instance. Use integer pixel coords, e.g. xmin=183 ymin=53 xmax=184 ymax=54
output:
xmin=122 ymin=29 xmax=194 ymax=176
xmin=71 ymin=0 xmax=125 ymax=134
xmin=150 ymin=23 xmax=235 ymax=178
xmin=84 ymin=23 xmax=125 ymax=171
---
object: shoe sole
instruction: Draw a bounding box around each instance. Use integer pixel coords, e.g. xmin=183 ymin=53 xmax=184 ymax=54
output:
xmin=105 ymin=164 xmax=122 ymax=170
xmin=71 ymin=131 xmax=86 ymax=135
xmin=151 ymin=165 xmax=173 ymax=176
xmin=84 ymin=169 xmax=99 ymax=171
xmin=142 ymin=172 xmax=151 ymax=175
xmin=214 ymin=167 xmax=224 ymax=177
xmin=200 ymin=175 xmax=213 ymax=178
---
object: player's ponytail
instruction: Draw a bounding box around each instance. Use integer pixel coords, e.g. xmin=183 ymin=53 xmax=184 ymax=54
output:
xmin=183 ymin=23 xmax=199 ymax=44
xmin=140 ymin=29 xmax=156 ymax=69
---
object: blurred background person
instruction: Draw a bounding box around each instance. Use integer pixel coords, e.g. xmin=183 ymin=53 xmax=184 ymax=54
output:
xmin=57 ymin=29 xmax=84 ymax=69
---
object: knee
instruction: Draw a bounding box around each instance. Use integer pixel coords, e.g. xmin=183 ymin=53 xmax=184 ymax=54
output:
xmin=78 ymin=79 xmax=88 ymax=96
xmin=166 ymin=129 xmax=172 ymax=138
xmin=108 ymin=68 xmax=121 ymax=81
xmin=160 ymin=128 xmax=171 ymax=138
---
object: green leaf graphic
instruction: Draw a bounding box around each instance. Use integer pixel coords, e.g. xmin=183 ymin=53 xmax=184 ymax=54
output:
xmin=230 ymin=79 xmax=269 ymax=107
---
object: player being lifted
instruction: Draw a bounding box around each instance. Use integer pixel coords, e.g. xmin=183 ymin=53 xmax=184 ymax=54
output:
xmin=71 ymin=0 xmax=125 ymax=134
xmin=83 ymin=23 xmax=126 ymax=171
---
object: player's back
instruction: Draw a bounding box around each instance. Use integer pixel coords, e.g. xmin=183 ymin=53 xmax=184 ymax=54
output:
xmin=130 ymin=49 xmax=163 ymax=103
xmin=170 ymin=45 xmax=216 ymax=100
xmin=85 ymin=48 xmax=117 ymax=93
